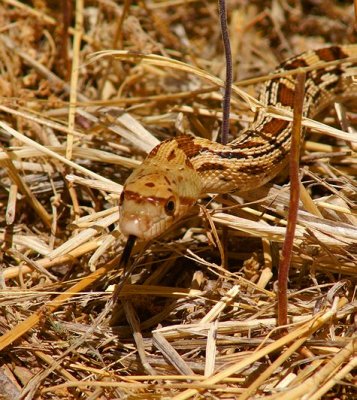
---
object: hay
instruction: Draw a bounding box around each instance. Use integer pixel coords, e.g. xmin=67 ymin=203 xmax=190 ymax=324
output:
xmin=0 ymin=1 xmax=356 ymax=398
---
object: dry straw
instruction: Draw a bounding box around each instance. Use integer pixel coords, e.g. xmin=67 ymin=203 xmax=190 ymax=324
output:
xmin=0 ymin=1 xmax=356 ymax=399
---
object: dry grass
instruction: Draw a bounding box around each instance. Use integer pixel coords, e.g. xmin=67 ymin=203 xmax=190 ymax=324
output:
xmin=0 ymin=1 xmax=356 ymax=399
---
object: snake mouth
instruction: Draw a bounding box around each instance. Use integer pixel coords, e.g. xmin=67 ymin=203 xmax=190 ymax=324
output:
xmin=119 ymin=213 xmax=151 ymax=238
xmin=119 ymin=200 xmax=171 ymax=240
xmin=120 ymin=234 xmax=137 ymax=268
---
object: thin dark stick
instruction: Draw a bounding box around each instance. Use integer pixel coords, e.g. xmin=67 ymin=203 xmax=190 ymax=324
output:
xmin=218 ymin=0 xmax=233 ymax=145
xmin=61 ymin=0 xmax=71 ymax=80
xmin=277 ymin=72 xmax=306 ymax=328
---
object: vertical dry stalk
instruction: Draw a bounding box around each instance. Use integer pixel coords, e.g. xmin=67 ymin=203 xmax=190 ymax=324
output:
xmin=277 ymin=72 xmax=306 ymax=327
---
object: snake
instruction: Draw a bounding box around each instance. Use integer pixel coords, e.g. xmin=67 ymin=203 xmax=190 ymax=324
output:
xmin=119 ymin=44 xmax=357 ymax=245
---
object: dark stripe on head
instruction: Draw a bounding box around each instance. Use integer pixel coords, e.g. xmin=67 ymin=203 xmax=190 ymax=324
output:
xmin=124 ymin=190 xmax=166 ymax=205
xmin=124 ymin=190 xmax=194 ymax=206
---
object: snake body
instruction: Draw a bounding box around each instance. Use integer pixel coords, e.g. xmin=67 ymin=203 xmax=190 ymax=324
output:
xmin=119 ymin=45 xmax=357 ymax=240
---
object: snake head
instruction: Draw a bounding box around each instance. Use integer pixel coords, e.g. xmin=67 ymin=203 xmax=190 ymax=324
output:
xmin=119 ymin=162 xmax=202 ymax=241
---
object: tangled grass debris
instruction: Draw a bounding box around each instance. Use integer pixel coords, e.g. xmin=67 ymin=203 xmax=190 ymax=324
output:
xmin=0 ymin=1 xmax=356 ymax=399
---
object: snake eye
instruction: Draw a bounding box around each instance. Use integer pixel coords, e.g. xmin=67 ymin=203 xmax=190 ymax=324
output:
xmin=164 ymin=198 xmax=176 ymax=216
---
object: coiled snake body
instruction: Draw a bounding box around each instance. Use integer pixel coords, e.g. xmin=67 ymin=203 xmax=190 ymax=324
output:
xmin=119 ymin=45 xmax=357 ymax=241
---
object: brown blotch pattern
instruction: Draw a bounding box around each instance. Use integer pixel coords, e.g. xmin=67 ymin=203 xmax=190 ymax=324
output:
xmin=232 ymin=137 xmax=263 ymax=149
xmin=316 ymin=46 xmax=348 ymax=62
xmin=197 ymin=163 xmax=227 ymax=173
xmin=213 ymin=150 xmax=247 ymax=159
xmin=145 ymin=182 xmax=155 ymax=187
xmin=176 ymin=134 xmax=202 ymax=158
xmin=185 ymin=158 xmax=194 ymax=168
xmin=147 ymin=144 xmax=160 ymax=158
xmin=238 ymin=164 xmax=269 ymax=175
xmin=311 ymin=67 xmax=342 ymax=89
xmin=261 ymin=118 xmax=289 ymax=135
xmin=283 ymin=57 xmax=308 ymax=70
xmin=167 ymin=149 xmax=176 ymax=161
xmin=311 ymin=68 xmax=331 ymax=86
xmin=277 ymin=83 xmax=295 ymax=107
xmin=143 ymin=47 xmax=351 ymax=197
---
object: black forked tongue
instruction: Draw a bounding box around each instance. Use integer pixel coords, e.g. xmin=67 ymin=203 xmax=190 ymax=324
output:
xmin=119 ymin=234 xmax=137 ymax=269
xmin=112 ymin=234 xmax=137 ymax=304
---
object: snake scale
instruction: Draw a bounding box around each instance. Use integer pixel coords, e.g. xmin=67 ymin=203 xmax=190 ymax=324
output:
xmin=119 ymin=45 xmax=357 ymax=242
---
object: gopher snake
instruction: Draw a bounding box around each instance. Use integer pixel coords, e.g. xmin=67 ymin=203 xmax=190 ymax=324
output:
xmin=119 ymin=45 xmax=357 ymax=241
